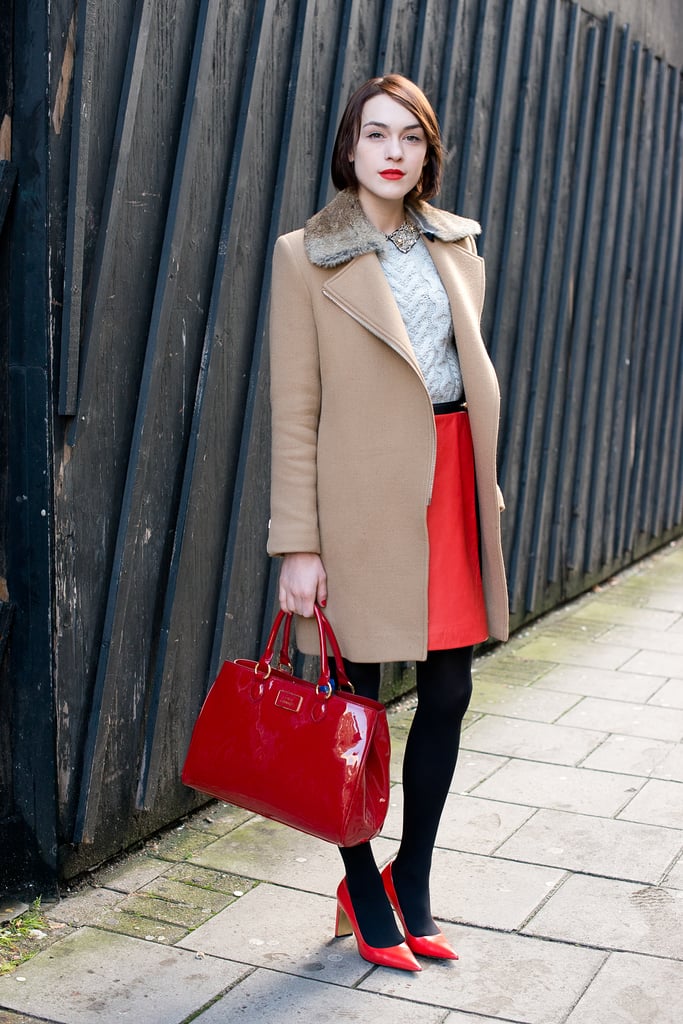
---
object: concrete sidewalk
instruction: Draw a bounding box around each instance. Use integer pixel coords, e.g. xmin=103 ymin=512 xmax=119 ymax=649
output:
xmin=1 ymin=540 xmax=682 ymax=1024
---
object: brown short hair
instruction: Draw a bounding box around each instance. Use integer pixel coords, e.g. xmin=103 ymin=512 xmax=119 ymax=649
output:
xmin=331 ymin=74 xmax=443 ymax=201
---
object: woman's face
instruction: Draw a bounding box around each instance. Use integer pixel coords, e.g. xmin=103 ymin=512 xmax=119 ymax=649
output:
xmin=350 ymin=93 xmax=428 ymax=208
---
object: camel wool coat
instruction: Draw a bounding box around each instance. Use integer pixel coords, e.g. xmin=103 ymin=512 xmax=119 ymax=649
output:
xmin=268 ymin=188 xmax=509 ymax=662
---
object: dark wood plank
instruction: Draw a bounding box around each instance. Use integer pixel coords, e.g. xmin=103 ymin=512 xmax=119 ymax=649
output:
xmin=0 ymin=162 xmax=17 ymax=235
xmin=4 ymin=0 xmax=59 ymax=885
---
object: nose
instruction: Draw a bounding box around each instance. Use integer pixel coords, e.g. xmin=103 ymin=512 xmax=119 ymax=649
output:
xmin=385 ymin=134 xmax=403 ymax=160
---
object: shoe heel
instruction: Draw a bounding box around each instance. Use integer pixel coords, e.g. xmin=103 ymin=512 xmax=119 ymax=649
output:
xmin=334 ymin=877 xmax=421 ymax=971
xmin=335 ymin=901 xmax=352 ymax=938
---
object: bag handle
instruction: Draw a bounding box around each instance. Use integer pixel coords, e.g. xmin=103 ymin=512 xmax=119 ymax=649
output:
xmin=256 ymin=605 xmax=352 ymax=694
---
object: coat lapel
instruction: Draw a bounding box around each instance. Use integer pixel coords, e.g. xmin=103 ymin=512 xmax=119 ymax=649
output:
xmin=322 ymin=253 xmax=422 ymax=373
xmin=426 ymin=242 xmax=485 ymax=358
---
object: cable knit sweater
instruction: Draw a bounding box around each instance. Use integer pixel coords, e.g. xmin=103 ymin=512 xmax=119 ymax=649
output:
xmin=379 ymin=236 xmax=464 ymax=404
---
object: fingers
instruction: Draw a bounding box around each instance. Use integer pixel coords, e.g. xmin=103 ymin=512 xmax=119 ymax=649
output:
xmin=278 ymin=553 xmax=327 ymax=617
xmin=278 ymin=587 xmax=316 ymax=618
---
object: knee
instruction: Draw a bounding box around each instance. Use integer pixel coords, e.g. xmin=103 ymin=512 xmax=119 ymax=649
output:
xmin=441 ymin=674 xmax=473 ymax=720
xmin=416 ymin=649 xmax=473 ymax=721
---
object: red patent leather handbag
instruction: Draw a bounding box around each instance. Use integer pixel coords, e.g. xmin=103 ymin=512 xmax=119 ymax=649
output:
xmin=181 ymin=605 xmax=391 ymax=846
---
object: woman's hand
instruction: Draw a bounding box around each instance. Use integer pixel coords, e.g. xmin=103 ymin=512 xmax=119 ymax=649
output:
xmin=278 ymin=553 xmax=327 ymax=618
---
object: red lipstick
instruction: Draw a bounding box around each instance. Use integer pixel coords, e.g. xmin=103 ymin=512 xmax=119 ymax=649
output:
xmin=379 ymin=169 xmax=406 ymax=180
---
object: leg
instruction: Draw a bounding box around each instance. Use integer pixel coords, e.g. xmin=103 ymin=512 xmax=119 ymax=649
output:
xmin=331 ymin=658 xmax=404 ymax=949
xmin=391 ymin=646 xmax=473 ymax=936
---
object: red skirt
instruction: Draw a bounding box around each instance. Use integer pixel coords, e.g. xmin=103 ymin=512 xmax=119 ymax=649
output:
xmin=427 ymin=409 xmax=489 ymax=649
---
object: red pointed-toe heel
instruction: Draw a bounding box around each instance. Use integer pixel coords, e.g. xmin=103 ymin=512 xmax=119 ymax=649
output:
xmin=381 ymin=862 xmax=458 ymax=960
xmin=334 ymin=878 xmax=421 ymax=972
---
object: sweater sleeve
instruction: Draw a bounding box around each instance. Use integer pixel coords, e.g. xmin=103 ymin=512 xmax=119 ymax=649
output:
xmin=267 ymin=233 xmax=322 ymax=557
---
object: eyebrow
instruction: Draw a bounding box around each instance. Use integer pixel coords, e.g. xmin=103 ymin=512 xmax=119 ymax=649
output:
xmin=362 ymin=120 xmax=423 ymax=131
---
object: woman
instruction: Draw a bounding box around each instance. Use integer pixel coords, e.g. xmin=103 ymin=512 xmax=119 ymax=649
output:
xmin=268 ymin=74 xmax=508 ymax=972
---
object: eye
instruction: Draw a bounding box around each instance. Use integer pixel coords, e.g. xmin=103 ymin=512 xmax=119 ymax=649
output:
xmin=405 ymin=134 xmax=424 ymax=143
xmin=367 ymin=131 xmax=384 ymax=139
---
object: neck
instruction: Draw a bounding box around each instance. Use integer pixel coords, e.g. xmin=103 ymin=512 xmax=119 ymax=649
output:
xmin=356 ymin=189 xmax=406 ymax=235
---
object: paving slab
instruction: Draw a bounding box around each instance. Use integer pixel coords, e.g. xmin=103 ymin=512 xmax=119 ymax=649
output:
xmin=135 ymin=874 xmax=234 ymax=909
xmin=176 ymin=882 xmax=370 ymax=986
xmin=513 ymin=637 xmax=637 ymax=670
xmin=93 ymin=909 xmax=189 ymax=944
xmin=450 ymin=750 xmax=510 ymax=793
xmin=524 ymin=875 xmax=683 ymax=958
xmin=116 ymin=879 xmax=232 ymax=928
xmin=44 ymin=887 xmax=124 ymax=927
xmin=622 ymin=649 xmax=683 ymax=679
xmin=146 ymin=824 xmax=218 ymax=862
xmin=473 ymin=652 xmax=553 ymax=685
xmin=163 ymin=861 xmax=258 ymax=896
xmin=597 ymin=625 xmax=683 ymax=656
xmin=579 ymin=734 xmax=675 ymax=777
xmin=361 ymin=922 xmax=605 ymax=1024
xmin=0 ymin=927 xmax=248 ymax=1024
xmin=664 ymin=853 xmax=683 ymax=888
xmin=557 ymin=696 xmax=683 ymax=742
xmin=652 ymin=743 xmax=683 ymax=782
xmin=648 ymin=677 xmax=683 ymax=709
xmin=565 ymin=950 xmax=683 ymax=1024
xmin=443 ymin=1013 xmax=519 ymax=1024
xmin=192 ymin=967 xmax=445 ymax=1023
xmin=617 ymin=777 xmax=683 ymax=829
xmin=461 ymin=716 xmax=606 ymax=765
xmin=568 ymin=602 xmax=680 ymax=630
xmin=185 ymin=802 xmax=254 ymax=837
xmin=532 ymin=664 xmax=664 ymax=702
xmin=0 ymin=1013 xmax=53 ymax=1024
xmin=383 ymin=789 xmax=534 ymax=855
xmin=468 ymin=679 xmax=580 ymax=722
xmin=495 ymin=807 xmax=683 ymax=883
xmin=645 ymin=588 xmax=683 ymax=613
xmin=189 ymin=815 xmax=396 ymax=896
xmin=429 ymin=847 xmax=565 ymax=931
xmin=471 ymin=758 xmax=643 ymax=816
xmin=94 ymin=854 xmax=170 ymax=894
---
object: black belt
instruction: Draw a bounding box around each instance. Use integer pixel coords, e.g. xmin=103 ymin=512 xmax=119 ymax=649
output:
xmin=433 ymin=398 xmax=468 ymax=415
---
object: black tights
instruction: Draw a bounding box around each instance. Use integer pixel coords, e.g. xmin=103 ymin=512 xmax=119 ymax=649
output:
xmin=334 ymin=647 xmax=473 ymax=948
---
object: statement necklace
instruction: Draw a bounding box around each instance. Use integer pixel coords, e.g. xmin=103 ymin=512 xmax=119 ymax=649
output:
xmin=385 ymin=220 xmax=421 ymax=254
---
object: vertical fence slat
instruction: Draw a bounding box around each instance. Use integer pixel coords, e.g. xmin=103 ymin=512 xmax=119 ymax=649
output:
xmin=563 ymin=14 xmax=615 ymax=577
xmin=613 ymin=48 xmax=654 ymax=559
xmin=477 ymin=0 xmax=517 ymax=253
xmin=662 ymin=102 xmax=683 ymax=530
xmin=547 ymin=23 xmax=598 ymax=585
xmin=624 ymin=57 xmax=666 ymax=555
xmin=455 ymin=0 xmax=490 ymax=214
xmin=58 ymin=0 xmax=96 ymax=415
xmin=66 ymin=0 xmax=155 ymax=444
xmin=523 ymin=0 xmax=581 ymax=609
xmin=579 ymin=19 xmax=630 ymax=573
xmin=641 ymin=68 xmax=681 ymax=540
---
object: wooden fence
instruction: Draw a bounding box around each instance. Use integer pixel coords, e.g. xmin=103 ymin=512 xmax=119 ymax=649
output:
xmin=2 ymin=0 xmax=682 ymax=884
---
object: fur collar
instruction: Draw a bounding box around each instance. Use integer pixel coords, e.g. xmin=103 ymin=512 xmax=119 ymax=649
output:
xmin=304 ymin=188 xmax=481 ymax=268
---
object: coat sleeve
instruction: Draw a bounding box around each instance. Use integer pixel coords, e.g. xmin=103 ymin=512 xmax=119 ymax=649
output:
xmin=267 ymin=233 xmax=322 ymax=557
